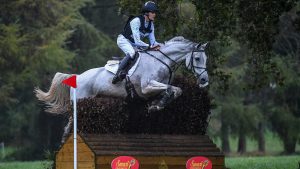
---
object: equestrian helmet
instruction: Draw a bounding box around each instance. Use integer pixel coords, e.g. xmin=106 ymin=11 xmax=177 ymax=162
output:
xmin=142 ymin=1 xmax=158 ymax=13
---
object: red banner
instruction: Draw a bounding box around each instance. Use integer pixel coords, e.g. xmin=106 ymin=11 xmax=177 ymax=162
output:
xmin=186 ymin=156 xmax=212 ymax=169
xmin=111 ymin=156 xmax=139 ymax=169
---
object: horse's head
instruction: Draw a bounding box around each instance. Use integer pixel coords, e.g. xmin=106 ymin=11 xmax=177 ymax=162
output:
xmin=163 ymin=36 xmax=209 ymax=88
xmin=186 ymin=42 xmax=209 ymax=88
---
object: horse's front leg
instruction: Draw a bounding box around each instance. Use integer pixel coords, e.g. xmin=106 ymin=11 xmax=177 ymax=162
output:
xmin=141 ymin=80 xmax=182 ymax=112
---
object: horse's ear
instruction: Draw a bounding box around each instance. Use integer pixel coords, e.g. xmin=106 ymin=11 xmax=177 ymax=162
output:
xmin=201 ymin=42 xmax=209 ymax=49
xmin=196 ymin=43 xmax=202 ymax=48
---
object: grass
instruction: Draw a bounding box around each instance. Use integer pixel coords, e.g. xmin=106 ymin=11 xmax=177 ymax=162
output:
xmin=0 ymin=157 xmax=299 ymax=169
xmin=226 ymin=155 xmax=300 ymax=169
xmin=0 ymin=161 xmax=52 ymax=169
xmin=0 ymin=147 xmax=17 ymax=161
xmin=211 ymin=130 xmax=300 ymax=155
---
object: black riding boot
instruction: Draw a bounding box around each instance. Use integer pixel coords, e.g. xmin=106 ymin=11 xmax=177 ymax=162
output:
xmin=112 ymin=54 xmax=132 ymax=84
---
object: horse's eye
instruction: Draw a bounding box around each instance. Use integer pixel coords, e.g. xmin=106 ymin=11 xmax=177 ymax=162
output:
xmin=195 ymin=58 xmax=200 ymax=61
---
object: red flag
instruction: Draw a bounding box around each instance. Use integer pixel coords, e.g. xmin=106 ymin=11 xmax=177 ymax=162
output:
xmin=62 ymin=75 xmax=77 ymax=88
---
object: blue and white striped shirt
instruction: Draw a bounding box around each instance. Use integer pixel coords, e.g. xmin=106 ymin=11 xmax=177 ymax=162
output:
xmin=129 ymin=17 xmax=159 ymax=48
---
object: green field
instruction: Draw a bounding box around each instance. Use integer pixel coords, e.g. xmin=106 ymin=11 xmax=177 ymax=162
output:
xmin=211 ymin=131 xmax=300 ymax=155
xmin=0 ymin=156 xmax=299 ymax=169
xmin=0 ymin=161 xmax=52 ymax=169
xmin=226 ymin=156 xmax=300 ymax=169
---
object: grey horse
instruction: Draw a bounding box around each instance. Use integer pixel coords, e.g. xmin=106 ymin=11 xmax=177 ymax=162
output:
xmin=35 ymin=36 xmax=209 ymax=114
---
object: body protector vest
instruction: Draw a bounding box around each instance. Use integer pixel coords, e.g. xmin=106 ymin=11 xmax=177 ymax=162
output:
xmin=122 ymin=15 xmax=153 ymax=43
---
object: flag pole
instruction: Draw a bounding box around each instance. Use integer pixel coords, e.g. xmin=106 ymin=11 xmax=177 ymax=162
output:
xmin=73 ymin=88 xmax=77 ymax=169
xmin=62 ymin=75 xmax=77 ymax=169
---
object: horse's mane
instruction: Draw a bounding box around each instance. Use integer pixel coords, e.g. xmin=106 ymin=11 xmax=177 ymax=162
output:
xmin=162 ymin=36 xmax=194 ymax=49
xmin=165 ymin=36 xmax=191 ymax=44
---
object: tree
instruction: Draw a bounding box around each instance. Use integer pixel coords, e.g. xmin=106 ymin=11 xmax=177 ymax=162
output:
xmin=67 ymin=22 xmax=119 ymax=73
xmin=0 ymin=0 xmax=117 ymax=159
xmin=268 ymin=55 xmax=300 ymax=153
xmin=266 ymin=5 xmax=300 ymax=153
xmin=81 ymin=0 xmax=123 ymax=39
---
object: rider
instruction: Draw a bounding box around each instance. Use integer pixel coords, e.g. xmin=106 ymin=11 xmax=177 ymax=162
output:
xmin=112 ymin=1 xmax=161 ymax=84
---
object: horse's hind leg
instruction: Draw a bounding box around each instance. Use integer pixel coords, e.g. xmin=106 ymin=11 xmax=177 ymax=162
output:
xmin=61 ymin=116 xmax=72 ymax=144
xmin=142 ymin=80 xmax=182 ymax=112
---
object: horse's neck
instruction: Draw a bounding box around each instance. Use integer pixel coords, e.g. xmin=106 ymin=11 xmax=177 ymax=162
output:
xmin=167 ymin=51 xmax=186 ymax=64
xmin=159 ymin=45 xmax=191 ymax=65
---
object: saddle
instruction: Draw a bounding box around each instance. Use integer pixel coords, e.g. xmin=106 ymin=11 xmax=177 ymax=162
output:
xmin=111 ymin=56 xmax=123 ymax=60
xmin=106 ymin=54 xmax=141 ymax=100
xmin=105 ymin=53 xmax=140 ymax=77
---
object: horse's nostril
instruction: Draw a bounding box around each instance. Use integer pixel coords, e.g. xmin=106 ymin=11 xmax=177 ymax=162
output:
xmin=201 ymin=78 xmax=206 ymax=82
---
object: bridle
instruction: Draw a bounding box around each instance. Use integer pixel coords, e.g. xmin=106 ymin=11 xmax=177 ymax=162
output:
xmin=187 ymin=49 xmax=207 ymax=79
xmin=143 ymin=47 xmax=207 ymax=84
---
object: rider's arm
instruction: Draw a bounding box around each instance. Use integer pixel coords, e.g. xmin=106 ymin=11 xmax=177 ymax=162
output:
xmin=130 ymin=18 xmax=150 ymax=48
xmin=148 ymin=23 xmax=159 ymax=47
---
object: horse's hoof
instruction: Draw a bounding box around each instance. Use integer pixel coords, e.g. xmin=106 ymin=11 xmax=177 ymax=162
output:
xmin=148 ymin=105 xmax=164 ymax=112
xmin=148 ymin=105 xmax=158 ymax=112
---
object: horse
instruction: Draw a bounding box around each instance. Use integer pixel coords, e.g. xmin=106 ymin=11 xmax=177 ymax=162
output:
xmin=35 ymin=36 xmax=209 ymax=114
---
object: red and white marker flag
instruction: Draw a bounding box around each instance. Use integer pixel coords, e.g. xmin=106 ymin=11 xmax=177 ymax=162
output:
xmin=62 ymin=75 xmax=77 ymax=169
xmin=62 ymin=75 xmax=77 ymax=88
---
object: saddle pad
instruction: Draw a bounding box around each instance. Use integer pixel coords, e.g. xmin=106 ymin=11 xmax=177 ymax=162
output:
xmin=104 ymin=56 xmax=141 ymax=77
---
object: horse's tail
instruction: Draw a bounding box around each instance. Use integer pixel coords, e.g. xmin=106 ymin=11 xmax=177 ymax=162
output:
xmin=35 ymin=72 xmax=72 ymax=114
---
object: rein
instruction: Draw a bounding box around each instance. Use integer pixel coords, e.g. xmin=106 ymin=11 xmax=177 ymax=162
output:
xmin=144 ymin=50 xmax=174 ymax=84
xmin=143 ymin=48 xmax=206 ymax=84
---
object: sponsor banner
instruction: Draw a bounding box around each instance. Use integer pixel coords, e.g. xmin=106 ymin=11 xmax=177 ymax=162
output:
xmin=111 ymin=156 xmax=139 ymax=169
xmin=186 ymin=156 xmax=212 ymax=169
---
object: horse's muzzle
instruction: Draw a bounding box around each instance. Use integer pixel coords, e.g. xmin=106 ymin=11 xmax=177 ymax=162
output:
xmin=197 ymin=77 xmax=209 ymax=88
xmin=199 ymin=82 xmax=209 ymax=88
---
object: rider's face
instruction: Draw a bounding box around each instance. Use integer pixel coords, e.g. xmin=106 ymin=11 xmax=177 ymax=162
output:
xmin=148 ymin=12 xmax=156 ymax=21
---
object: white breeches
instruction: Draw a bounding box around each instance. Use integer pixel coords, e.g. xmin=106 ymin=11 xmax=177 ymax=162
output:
xmin=117 ymin=34 xmax=136 ymax=59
